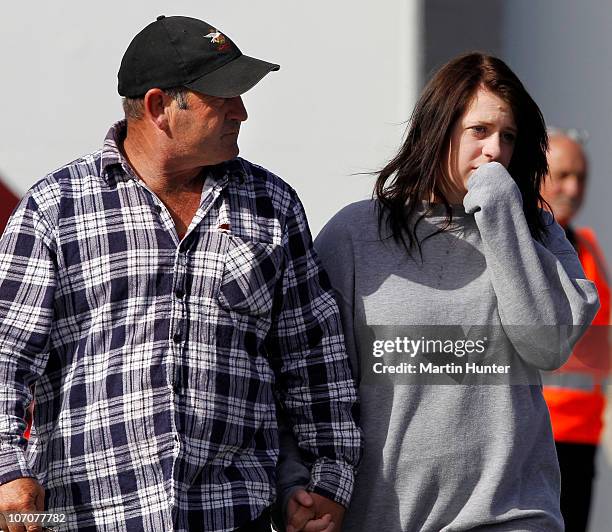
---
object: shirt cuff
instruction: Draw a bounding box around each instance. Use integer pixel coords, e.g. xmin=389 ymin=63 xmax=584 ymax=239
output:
xmin=0 ymin=445 xmax=35 ymax=486
xmin=307 ymin=458 xmax=355 ymax=508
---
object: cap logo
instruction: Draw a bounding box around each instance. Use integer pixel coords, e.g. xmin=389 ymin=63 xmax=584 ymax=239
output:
xmin=204 ymin=29 xmax=232 ymax=52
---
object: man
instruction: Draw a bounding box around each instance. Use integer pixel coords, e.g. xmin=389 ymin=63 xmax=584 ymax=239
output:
xmin=0 ymin=16 xmax=361 ymax=532
xmin=541 ymin=129 xmax=610 ymax=531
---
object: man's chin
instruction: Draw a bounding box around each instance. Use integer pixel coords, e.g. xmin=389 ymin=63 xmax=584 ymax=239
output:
xmin=212 ymin=146 xmax=240 ymax=165
xmin=550 ymin=205 xmax=575 ymax=226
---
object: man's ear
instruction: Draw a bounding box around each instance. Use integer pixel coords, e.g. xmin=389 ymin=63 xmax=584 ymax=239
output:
xmin=143 ymin=88 xmax=171 ymax=131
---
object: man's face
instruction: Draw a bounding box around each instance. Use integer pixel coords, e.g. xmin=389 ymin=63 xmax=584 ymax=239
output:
xmin=541 ymin=135 xmax=588 ymax=227
xmin=170 ymin=91 xmax=248 ymax=167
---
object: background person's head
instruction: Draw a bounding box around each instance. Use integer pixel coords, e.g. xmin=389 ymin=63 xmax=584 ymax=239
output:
xmin=375 ymin=51 xmax=549 ymax=249
xmin=541 ymin=129 xmax=588 ymax=228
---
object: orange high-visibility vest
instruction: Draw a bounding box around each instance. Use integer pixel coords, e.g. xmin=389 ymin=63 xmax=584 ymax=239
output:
xmin=543 ymin=227 xmax=610 ymax=445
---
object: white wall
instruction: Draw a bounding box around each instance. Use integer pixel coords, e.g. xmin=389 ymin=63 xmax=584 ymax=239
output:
xmin=0 ymin=1 xmax=421 ymax=236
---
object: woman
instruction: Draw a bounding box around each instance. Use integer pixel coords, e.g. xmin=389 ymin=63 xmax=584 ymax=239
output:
xmin=282 ymin=53 xmax=599 ymax=531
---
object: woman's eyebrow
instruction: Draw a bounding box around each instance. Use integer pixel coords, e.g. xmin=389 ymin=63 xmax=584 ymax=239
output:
xmin=466 ymin=119 xmax=517 ymax=132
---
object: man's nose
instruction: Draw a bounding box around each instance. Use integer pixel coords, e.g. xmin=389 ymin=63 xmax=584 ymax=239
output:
xmin=228 ymin=96 xmax=248 ymax=122
xmin=563 ymin=175 xmax=583 ymax=198
xmin=482 ymin=134 xmax=502 ymax=161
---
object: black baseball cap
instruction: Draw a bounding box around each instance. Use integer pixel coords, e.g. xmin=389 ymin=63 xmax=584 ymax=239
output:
xmin=118 ymin=15 xmax=280 ymax=98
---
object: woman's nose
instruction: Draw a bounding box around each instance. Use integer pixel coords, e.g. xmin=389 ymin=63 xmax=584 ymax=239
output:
xmin=482 ymin=134 xmax=502 ymax=161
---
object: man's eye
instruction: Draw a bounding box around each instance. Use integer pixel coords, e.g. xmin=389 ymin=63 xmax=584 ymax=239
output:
xmin=202 ymin=96 xmax=226 ymax=107
xmin=471 ymin=126 xmax=486 ymax=135
xmin=502 ymin=132 xmax=516 ymax=143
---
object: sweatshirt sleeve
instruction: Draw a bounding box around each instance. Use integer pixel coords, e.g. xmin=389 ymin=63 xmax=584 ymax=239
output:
xmin=463 ymin=162 xmax=600 ymax=370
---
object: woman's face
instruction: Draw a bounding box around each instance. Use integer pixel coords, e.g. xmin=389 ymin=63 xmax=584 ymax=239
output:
xmin=442 ymin=86 xmax=517 ymax=202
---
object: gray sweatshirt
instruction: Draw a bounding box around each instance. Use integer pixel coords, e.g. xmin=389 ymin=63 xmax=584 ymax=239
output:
xmin=277 ymin=163 xmax=599 ymax=531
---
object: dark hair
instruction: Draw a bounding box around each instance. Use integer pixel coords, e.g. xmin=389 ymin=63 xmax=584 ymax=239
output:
xmin=375 ymin=52 xmax=549 ymax=251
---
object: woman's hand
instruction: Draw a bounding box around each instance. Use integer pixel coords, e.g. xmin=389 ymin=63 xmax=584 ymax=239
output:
xmin=463 ymin=162 xmax=521 ymax=214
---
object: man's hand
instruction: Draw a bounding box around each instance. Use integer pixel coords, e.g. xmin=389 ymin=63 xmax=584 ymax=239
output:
xmin=0 ymin=477 xmax=45 ymax=532
xmin=286 ymin=488 xmax=345 ymax=532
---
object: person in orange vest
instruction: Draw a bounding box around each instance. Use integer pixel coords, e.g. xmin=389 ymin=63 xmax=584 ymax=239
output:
xmin=541 ymin=128 xmax=611 ymax=531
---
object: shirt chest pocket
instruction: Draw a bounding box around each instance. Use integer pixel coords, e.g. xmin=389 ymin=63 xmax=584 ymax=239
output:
xmin=218 ymin=235 xmax=285 ymax=317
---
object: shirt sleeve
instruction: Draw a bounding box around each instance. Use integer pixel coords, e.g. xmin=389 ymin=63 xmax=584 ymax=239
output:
xmin=463 ymin=162 xmax=600 ymax=370
xmin=266 ymin=190 xmax=363 ymax=508
xmin=0 ymin=193 xmax=56 ymax=485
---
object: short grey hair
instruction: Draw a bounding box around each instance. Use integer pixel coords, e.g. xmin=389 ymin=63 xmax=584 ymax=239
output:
xmin=122 ymin=86 xmax=189 ymax=120
xmin=547 ymin=126 xmax=589 ymax=146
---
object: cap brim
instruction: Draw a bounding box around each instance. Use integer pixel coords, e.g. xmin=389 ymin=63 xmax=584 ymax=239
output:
xmin=185 ymin=54 xmax=279 ymax=98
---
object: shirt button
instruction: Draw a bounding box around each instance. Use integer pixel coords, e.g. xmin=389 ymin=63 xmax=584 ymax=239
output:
xmin=173 ymin=333 xmax=182 ymax=344
xmin=175 ymin=289 xmax=184 ymax=300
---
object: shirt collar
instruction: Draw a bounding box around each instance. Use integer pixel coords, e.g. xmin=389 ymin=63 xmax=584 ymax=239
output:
xmin=99 ymin=120 xmax=129 ymax=181
xmin=99 ymin=120 xmax=247 ymax=185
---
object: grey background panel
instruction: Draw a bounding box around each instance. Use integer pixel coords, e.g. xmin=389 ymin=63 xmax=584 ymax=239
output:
xmin=424 ymin=0 xmax=504 ymax=76
xmin=501 ymin=0 xmax=612 ymax=259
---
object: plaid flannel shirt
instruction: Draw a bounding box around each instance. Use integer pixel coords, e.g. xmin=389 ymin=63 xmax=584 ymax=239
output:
xmin=0 ymin=121 xmax=362 ymax=531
